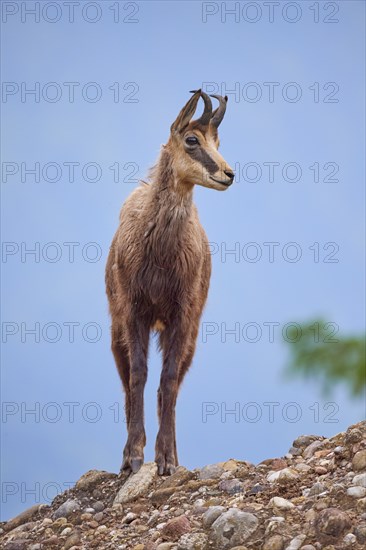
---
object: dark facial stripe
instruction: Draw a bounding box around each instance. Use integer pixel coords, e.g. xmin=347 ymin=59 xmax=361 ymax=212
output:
xmin=187 ymin=147 xmax=219 ymax=175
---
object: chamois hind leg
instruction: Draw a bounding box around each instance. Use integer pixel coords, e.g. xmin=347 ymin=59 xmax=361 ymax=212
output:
xmin=111 ymin=324 xmax=131 ymax=428
xmin=122 ymin=315 xmax=150 ymax=473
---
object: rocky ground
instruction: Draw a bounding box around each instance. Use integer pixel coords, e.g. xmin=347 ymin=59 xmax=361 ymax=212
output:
xmin=1 ymin=421 xmax=366 ymax=550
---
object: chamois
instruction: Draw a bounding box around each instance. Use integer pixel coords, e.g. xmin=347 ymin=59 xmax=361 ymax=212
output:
xmin=105 ymin=90 xmax=234 ymax=475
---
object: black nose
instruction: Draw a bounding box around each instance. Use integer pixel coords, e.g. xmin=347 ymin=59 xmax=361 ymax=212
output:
xmin=224 ymin=170 xmax=235 ymax=181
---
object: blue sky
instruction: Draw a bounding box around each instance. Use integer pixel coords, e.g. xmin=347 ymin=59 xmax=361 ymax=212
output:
xmin=1 ymin=0 xmax=365 ymax=520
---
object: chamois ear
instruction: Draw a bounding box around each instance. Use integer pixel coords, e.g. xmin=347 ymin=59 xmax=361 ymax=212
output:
xmin=170 ymin=90 xmax=201 ymax=134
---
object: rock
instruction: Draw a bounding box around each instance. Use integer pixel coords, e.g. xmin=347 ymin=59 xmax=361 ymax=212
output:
xmin=198 ymin=463 xmax=224 ymax=480
xmin=64 ymin=533 xmax=81 ymax=550
xmin=269 ymin=497 xmax=295 ymax=510
xmin=294 ymin=463 xmax=311 ymax=473
xmin=151 ymin=486 xmax=176 ymax=504
xmin=210 ymin=508 xmax=258 ymax=548
xmin=60 ymin=527 xmax=73 ymax=536
xmin=157 ymin=544 xmax=177 ymax=550
xmin=347 ymin=486 xmax=366 ymax=498
xmin=353 ymin=472 xmax=366 ymax=487
xmin=301 ymin=546 xmax=316 ymax=550
xmin=263 ymin=534 xmax=284 ymax=550
xmin=303 ymin=440 xmax=326 ymax=459
xmin=160 ymin=466 xmax=195 ymax=488
xmin=161 ymin=515 xmax=191 ymax=541
xmin=315 ymin=508 xmax=352 ymax=540
xmin=345 ymin=427 xmax=363 ymax=444
xmin=122 ymin=512 xmax=137 ymax=524
xmin=267 ymin=468 xmax=298 ymax=483
xmin=202 ymin=506 xmax=225 ymax=528
xmin=222 ymin=459 xmax=239 ymax=472
xmin=308 ymin=482 xmax=327 ymax=496
xmin=354 ymin=524 xmax=366 ymax=543
xmin=114 ymin=462 xmax=157 ymax=504
xmin=292 ymin=435 xmax=321 ymax=448
xmin=352 ymin=450 xmax=366 ymax=471
xmin=53 ymin=499 xmax=80 ymax=519
xmin=75 ymin=469 xmax=116 ymax=491
xmin=4 ymin=505 xmax=42 ymax=532
xmin=343 ymin=533 xmax=357 ymax=545
xmin=314 ymin=466 xmax=328 ymax=475
xmin=92 ymin=500 xmax=105 ymax=512
xmin=260 ymin=458 xmax=287 ymax=470
xmin=177 ymin=532 xmax=208 ymax=549
xmin=284 ymin=535 xmax=306 ymax=550
xmin=4 ymin=542 xmax=28 ymax=550
xmin=218 ymin=478 xmax=244 ymax=495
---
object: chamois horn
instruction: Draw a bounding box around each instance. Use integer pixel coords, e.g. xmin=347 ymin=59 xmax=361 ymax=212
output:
xmin=210 ymin=94 xmax=228 ymax=128
xmin=190 ymin=90 xmax=213 ymax=125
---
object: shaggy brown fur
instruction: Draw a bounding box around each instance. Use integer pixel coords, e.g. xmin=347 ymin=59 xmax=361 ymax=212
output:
xmin=105 ymin=90 xmax=234 ymax=475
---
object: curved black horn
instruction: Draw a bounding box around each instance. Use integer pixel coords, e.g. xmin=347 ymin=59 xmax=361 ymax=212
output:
xmin=210 ymin=94 xmax=228 ymax=128
xmin=190 ymin=90 xmax=213 ymax=125
xmin=198 ymin=91 xmax=213 ymax=125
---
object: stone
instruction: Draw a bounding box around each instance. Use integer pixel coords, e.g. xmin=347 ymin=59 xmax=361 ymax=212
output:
xmin=122 ymin=512 xmax=137 ymax=524
xmin=4 ymin=504 xmax=42 ymax=532
xmin=284 ymin=535 xmax=306 ymax=550
xmin=53 ymin=499 xmax=80 ymax=519
xmin=343 ymin=533 xmax=357 ymax=545
xmin=92 ymin=500 xmax=105 ymax=512
xmin=159 ymin=466 xmax=195 ymax=489
xmin=294 ymin=463 xmax=311 ymax=473
xmin=60 ymin=527 xmax=73 ymax=536
xmin=347 ymin=486 xmax=366 ymax=498
xmin=352 ymin=450 xmax=366 ymax=471
xmin=151 ymin=486 xmax=176 ymax=504
xmin=177 ymin=532 xmax=208 ymax=549
xmin=198 ymin=463 xmax=224 ymax=480
xmin=353 ymin=472 xmax=366 ymax=487
xmin=202 ymin=506 xmax=225 ymax=528
xmin=314 ymin=466 xmax=328 ymax=475
xmin=315 ymin=508 xmax=352 ymax=540
xmin=303 ymin=440 xmax=326 ymax=459
xmin=269 ymin=497 xmax=295 ymax=510
xmin=218 ymin=478 xmax=244 ymax=495
xmin=263 ymin=534 xmax=284 ymax=550
xmin=222 ymin=459 xmax=239 ymax=472
xmin=292 ymin=435 xmax=321 ymax=448
xmin=354 ymin=524 xmax=366 ymax=543
xmin=301 ymin=547 xmax=316 ymax=550
xmin=157 ymin=544 xmax=177 ymax=550
xmin=4 ymin=542 xmax=28 ymax=550
xmin=64 ymin=533 xmax=81 ymax=550
xmin=75 ymin=469 xmax=116 ymax=491
xmin=308 ymin=482 xmax=327 ymax=496
xmin=161 ymin=515 xmax=191 ymax=541
xmin=267 ymin=468 xmax=298 ymax=483
xmin=210 ymin=508 xmax=258 ymax=548
xmin=114 ymin=462 xmax=157 ymax=504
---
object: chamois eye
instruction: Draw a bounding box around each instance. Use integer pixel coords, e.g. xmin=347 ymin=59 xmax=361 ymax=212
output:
xmin=185 ymin=136 xmax=199 ymax=146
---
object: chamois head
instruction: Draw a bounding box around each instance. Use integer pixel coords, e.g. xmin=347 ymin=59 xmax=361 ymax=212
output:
xmin=168 ymin=89 xmax=235 ymax=191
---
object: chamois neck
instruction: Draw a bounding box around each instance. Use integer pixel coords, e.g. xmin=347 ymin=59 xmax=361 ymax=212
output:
xmin=149 ymin=147 xmax=194 ymax=213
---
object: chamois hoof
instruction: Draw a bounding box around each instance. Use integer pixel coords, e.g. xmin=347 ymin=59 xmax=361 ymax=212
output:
xmin=156 ymin=459 xmax=177 ymax=476
xmin=121 ymin=456 xmax=144 ymax=474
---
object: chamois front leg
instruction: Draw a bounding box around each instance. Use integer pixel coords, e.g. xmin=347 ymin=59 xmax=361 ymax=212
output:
xmin=156 ymin=324 xmax=188 ymax=475
xmin=122 ymin=318 xmax=150 ymax=474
